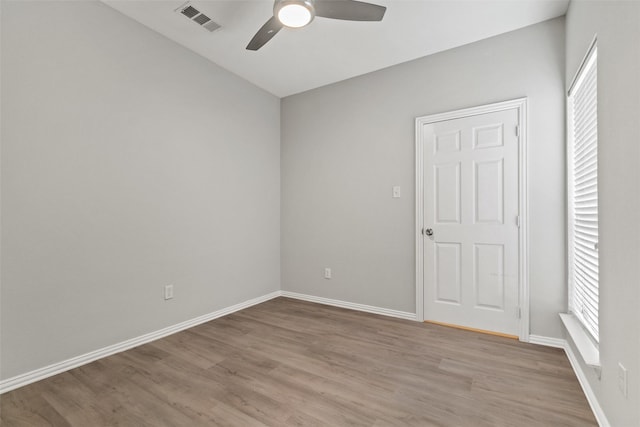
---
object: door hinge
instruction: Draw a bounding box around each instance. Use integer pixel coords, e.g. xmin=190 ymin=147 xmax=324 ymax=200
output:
xmin=515 ymin=215 xmax=520 ymax=228
xmin=515 ymin=125 xmax=520 ymax=137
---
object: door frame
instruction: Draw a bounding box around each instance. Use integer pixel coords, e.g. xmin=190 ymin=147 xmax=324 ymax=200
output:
xmin=415 ymin=98 xmax=529 ymax=342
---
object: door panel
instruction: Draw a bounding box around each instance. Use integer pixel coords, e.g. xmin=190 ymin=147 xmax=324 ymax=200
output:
xmin=474 ymin=159 xmax=504 ymax=224
xmin=474 ymin=243 xmax=505 ymax=310
xmin=435 ymin=130 xmax=461 ymax=153
xmin=422 ymin=108 xmax=519 ymax=335
xmin=473 ymin=123 xmax=504 ymax=149
xmin=435 ymin=242 xmax=462 ymax=304
xmin=435 ymin=163 xmax=461 ymax=224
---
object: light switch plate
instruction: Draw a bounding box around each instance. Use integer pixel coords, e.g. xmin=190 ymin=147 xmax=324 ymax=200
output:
xmin=164 ymin=284 xmax=174 ymax=300
xmin=393 ymin=186 xmax=401 ymax=198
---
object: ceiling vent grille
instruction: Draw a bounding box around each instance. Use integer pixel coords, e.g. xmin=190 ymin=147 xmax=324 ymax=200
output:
xmin=176 ymin=2 xmax=221 ymax=33
xmin=181 ymin=5 xmax=199 ymax=19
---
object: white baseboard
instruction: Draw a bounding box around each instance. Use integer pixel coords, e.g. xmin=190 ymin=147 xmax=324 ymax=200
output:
xmin=528 ymin=334 xmax=565 ymax=348
xmin=529 ymin=335 xmax=609 ymax=427
xmin=563 ymin=340 xmax=610 ymax=427
xmin=0 ymin=290 xmax=281 ymax=394
xmin=280 ymin=291 xmax=417 ymax=321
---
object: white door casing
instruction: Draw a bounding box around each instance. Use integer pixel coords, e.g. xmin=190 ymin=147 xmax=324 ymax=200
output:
xmin=415 ymin=99 xmax=529 ymax=340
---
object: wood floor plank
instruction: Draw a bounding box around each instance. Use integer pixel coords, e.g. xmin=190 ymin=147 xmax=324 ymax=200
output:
xmin=0 ymin=384 xmax=71 ymax=427
xmin=0 ymin=297 xmax=597 ymax=426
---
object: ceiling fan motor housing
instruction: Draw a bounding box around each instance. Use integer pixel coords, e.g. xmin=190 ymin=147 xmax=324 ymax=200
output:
xmin=274 ymin=0 xmax=316 ymax=28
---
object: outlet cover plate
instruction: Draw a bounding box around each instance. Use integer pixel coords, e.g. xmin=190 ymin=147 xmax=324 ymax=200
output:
xmin=618 ymin=363 xmax=628 ymax=397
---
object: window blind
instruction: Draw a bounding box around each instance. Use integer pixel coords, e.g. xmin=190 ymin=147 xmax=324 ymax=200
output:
xmin=568 ymin=45 xmax=599 ymax=342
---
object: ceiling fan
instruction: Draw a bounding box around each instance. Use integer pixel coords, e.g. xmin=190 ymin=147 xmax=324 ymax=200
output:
xmin=246 ymin=0 xmax=386 ymax=51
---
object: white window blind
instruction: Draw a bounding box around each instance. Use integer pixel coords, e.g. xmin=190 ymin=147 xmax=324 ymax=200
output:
xmin=568 ymin=44 xmax=599 ymax=342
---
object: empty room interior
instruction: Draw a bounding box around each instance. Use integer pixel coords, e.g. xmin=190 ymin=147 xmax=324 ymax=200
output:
xmin=1 ymin=0 xmax=639 ymax=426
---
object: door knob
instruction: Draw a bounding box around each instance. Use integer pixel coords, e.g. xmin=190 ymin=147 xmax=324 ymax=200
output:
xmin=424 ymin=228 xmax=434 ymax=237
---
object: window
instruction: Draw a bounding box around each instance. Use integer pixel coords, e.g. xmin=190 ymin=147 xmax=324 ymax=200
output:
xmin=567 ymin=42 xmax=598 ymax=343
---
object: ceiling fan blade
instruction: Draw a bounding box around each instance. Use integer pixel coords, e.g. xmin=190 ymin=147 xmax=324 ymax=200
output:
xmin=246 ymin=16 xmax=283 ymax=51
xmin=314 ymin=0 xmax=386 ymax=21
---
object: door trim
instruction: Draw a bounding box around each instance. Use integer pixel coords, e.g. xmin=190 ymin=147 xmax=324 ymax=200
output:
xmin=415 ymin=98 xmax=529 ymax=342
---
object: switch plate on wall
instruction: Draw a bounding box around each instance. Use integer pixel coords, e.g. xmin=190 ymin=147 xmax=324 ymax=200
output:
xmin=324 ymin=268 xmax=332 ymax=279
xmin=393 ymin=186 xmax=401 ymax=198
xmin=164 ymin=284 xmax=174 ymax=300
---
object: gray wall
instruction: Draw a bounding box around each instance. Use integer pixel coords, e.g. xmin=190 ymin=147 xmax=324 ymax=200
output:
xmin=282 ymin=18 xmax=566 ymax=337
xmin=0 ymin=1 xmax=281 ymax=379
xmin=565 ymin=1 xmax=640 ymax=425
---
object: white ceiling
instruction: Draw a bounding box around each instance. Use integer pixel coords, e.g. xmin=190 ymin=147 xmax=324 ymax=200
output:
xmin=103 ymin=0 xmax=569 ymax=97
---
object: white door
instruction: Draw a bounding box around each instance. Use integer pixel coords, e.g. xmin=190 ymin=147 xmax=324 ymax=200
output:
xmin=422 ymin=108 xmax=520 ymax=336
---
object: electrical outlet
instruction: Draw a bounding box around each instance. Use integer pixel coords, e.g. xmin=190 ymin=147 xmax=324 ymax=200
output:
xmin=164 ymin=284 xmax=174 ymax=300
xmin=324 ymin=268 xmax=332 ymax=279
xmin=618 ymin=363 xmax=628 ymax=397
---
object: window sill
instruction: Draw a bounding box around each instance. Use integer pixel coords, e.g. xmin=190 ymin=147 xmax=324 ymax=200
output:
xmin=559 ymin=313 xmax=600 ymax=368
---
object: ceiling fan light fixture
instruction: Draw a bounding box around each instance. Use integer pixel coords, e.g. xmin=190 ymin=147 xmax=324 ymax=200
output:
xmin=248 ymin=0 xmax=385 ymax=51
xmin=275 ymin=0 xmax=314 ymax=28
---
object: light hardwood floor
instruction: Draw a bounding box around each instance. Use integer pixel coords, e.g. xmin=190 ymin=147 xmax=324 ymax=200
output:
xmin=1 ymin=297 xmax=596 ymax=426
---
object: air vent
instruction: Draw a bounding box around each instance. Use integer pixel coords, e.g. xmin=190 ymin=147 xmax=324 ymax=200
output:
xmin=202 ymin=20 xmax=221 ymax=32
xmin=180 ymin=5 xmax=199 ymax=19
xmin=175 ymin=2 xmax=221 ymax=33
xmin=193 ymin=13 xmax=211 ymax=25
